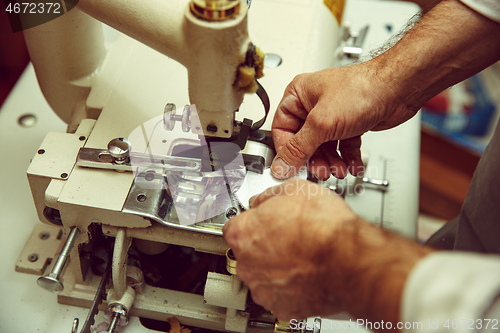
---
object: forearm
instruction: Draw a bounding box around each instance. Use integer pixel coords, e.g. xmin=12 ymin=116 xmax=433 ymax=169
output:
xmin=373 ymin=0 xmax=500 ymax=113
xmin=331 ymin=219 xmax=434 ymax=330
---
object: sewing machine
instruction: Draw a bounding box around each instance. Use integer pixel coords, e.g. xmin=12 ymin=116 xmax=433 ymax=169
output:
xmin=0 ymin=0 xmax=420 ymax=332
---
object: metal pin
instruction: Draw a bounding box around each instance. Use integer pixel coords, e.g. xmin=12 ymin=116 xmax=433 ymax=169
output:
xmin=362 ymin=177 xmax=390 ymax=192
xmin=362 ymin=177 xmax=389 ymax=187
xmin=71 ymin=318 xmax=79 ymax=333
xmin=37 ymin=227 xmax=80 ymax=292
xmin=107 ymin=314 xmax=120 ymax=333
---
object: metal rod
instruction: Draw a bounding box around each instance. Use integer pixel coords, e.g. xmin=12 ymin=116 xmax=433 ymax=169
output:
xmin=362 ymin=177 xmax=389 ymax=187
xmin=107 ymin=314 xmax=120 ymax=333
xmin=37 ymin=227 xmax=80 ymax=292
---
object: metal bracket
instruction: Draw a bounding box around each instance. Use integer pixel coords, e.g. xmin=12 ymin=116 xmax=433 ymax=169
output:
xmin=76 ymin=147 xmax=202 ymax=173
xmin=338 ymin=25 xmax=370 ymax=59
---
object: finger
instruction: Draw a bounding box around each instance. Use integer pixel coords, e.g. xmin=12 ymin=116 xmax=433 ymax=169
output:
xmin=249 ymin=285 xmax=275 ymax=310
xmin=272 ymin=85 xmax=309 ymax=153
xmin=307 ymin=151 xmax=331 ymax=181
xmin=248 ymin=183 xmax=287 ymax=209
xmin=338 ymin=136 xmax=363 ymax=176
xmin=319 ymin=141 xmax=348 ymax=179
xmin=271 ymin=126 xmax=322 ymax=180
xmin=222 ymin=213 xmax=245 ymax=252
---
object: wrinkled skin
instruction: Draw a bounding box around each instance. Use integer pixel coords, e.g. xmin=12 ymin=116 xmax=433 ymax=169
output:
xmin=271 ymin=63 xmax=418 ymax=180
xmin=223 ymin=179 xmax=433 ymax=322
xmin=224 ymin=179 xmax=360 ymax=320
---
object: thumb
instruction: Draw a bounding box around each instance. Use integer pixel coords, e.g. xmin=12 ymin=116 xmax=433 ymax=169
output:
xmin=271 ymin=125 xmax=321 ymax=179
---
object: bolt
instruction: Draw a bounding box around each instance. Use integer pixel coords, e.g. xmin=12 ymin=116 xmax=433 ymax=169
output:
xmin=225 ymin=207 xmax=238 ymax=219
xmin=137 ymin=194 xmax=147 ymax=202
xmin=28 ymin=253 xmax=38 ymax=262
xmin=104 ymin=305 xmax=128 ymax=332
xmin=37 ymin=227 xmax=80 ymax=292
xmin=79 ymin=136 xmax=86 ymax=141
xmin=107 ymin=138 xmax=131 ymax=165
xmin=61 ymin=173 xmax=68 ymax=178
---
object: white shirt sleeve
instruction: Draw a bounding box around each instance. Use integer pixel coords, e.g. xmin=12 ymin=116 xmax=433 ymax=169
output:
xmin=460 ymin=0 xmax=500 ymax=23
xmin=401 ymin=252 xmax=500 ymax=333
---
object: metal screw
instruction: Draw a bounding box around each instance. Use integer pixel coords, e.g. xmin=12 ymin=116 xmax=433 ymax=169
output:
xmin=37 ymin=149 xmax=45 ymax=154
xmin=225 ymin=207 xmax=238 ymax=219
xmin=37 ymin=227 xmax=80 ymax=292
xmin=39 ymin=232 xmax=50 ymax=240
xmin=79 ymin=136 xmax=86 ymax=141
xmin=137 ymin=194 xmax=147 ymax=202
xmin=145 ymin=171 xmax=155 ymax=181
xmin=28 ymin=253 xmax=38 ymax=262
xmin=107 ymin=138 xmax=131 ymax=164
xmin=61 ymin=173 xmax=68 ymax=178
xmin=104 ymin=305 xmax=128 ymax=333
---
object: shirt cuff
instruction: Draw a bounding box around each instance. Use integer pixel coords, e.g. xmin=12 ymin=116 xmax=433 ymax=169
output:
xmin=460 ymin=0 xmax=500 ymax=23
xmin=401 ymin=252 xmax=500 ymax=333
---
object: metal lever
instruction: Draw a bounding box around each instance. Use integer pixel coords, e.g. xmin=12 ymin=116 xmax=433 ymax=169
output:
xmin=77 ymin=146 xmax=202 ymax=173
xmin=362 ymin=177 xmax=389 ymax=192
xmin=37 ymin=227 xmax=80 ymax=292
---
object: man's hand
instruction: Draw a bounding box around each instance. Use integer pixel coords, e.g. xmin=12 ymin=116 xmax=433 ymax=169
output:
xmin=223 ymin=179 xmax=433 ymax=325
xmin=271 ymin=0 xmax=500 ymax=181
xmin=223 ymin=179 xmax=359 ymax=320
xmin=271 ymin=63 xmax=417 ymax=180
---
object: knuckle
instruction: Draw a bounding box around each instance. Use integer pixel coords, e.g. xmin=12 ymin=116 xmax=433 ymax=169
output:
xmin=285 ymin=137 xmax=308 ymax=161
xmin=306 ymin=111 xmax=324 ymax=128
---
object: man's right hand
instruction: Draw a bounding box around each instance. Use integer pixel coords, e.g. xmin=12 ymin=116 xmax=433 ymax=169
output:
xmin=271 ymin=62 xmax=418 ymax=180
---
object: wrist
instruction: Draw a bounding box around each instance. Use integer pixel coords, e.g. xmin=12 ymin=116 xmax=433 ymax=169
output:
xmin=327 ymin=217 xmax=434 ymax=326
xmin=368 ymin=0 xmax=500 ymax=115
